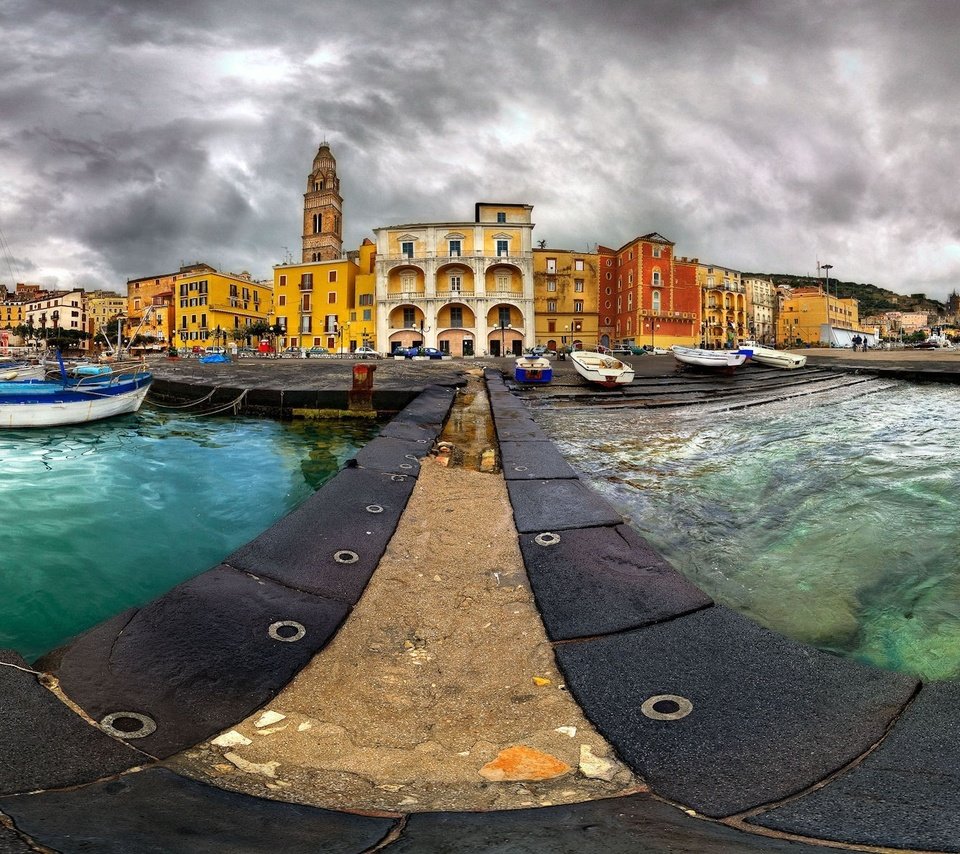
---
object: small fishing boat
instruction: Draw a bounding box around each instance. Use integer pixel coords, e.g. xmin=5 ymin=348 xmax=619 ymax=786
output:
xmin=514 ymin=355 xmax=553 ymax=384
xmin=748 ymin=345 xmax=807 ymax=370
xmin=671 ymin=345 xmax=746 ymax=372
xmin=570 ymin=350 xmax=635 ymax=388
xmin=0 ymin=359 xmax=153 ymax=428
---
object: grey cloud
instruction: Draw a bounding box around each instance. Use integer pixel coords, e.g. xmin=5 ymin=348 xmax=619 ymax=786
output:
xmin=1 ymin=0 xmax=960 ymax=299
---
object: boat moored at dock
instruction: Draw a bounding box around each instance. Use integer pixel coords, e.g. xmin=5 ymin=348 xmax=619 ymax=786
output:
xmin=0 ymin=360 xmax=153 ymax=428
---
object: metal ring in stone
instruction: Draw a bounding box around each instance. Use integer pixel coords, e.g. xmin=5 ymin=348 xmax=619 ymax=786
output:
xmin=334 ymin=550 xmax=359 ymax=564
xmin=534 ymin=532 xmax=561 ymax=546
xmin=514 ymin=466 xmax=528 ymax=472
xmin=391 ymin=475 xmax=407 ymax=482
xmin=366 ymin=504 xmax=384 ymax=514
xmin=268 ymin=620 xmax=307 ymax=643
xmin=100 ymin=711 xmax=157 ymax=739
xmin=640 ymin=694 xmax=693 ymax=721
xmin=404 ymin=454 xmax=418 ymax=460
xmin=399 ymin=463 xmax=413 ymax=470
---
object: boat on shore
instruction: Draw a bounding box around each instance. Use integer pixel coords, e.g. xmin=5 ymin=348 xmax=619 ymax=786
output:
xmin=514 ymin=355 xmax=553 ymax=384
xmin=748 ymin=344 xmax=807 ymax=370
xmin=671 ymin=345 xmax=747 ymax=372
xmin=0 ymin=360 xmax=153 ymax=428
xmin=570 ymin=350 xmax=635 ymax=388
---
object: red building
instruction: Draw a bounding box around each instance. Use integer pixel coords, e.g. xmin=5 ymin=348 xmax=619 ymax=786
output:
xmin=596 ymin=233 xmax=700 ymax=349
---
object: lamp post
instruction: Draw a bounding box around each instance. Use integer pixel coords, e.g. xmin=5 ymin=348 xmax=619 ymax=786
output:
xmin=821 ymin=263 xmax=833 ymax=345
xmin=498 ymin=319 xmax=511 ymax=358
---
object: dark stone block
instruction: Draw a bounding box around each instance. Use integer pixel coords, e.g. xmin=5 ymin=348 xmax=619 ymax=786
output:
xmin=751 ymin=680 xmax=960 ymax=851
xmin=500 ymin=440 xmax=577 ymax=480
xmin=0 ymin=825 xmax=32 ymax=854
xmin=355 ymin=436 xmax=432 ymax=476
xmin=394 ymin=792 xmax=827 ymax=853
xmin=389 ymin=385 xmax=456 ymax=427
xmin=378 ymin=419 xmax=441 ymax=443
xmin=1 ymin=767 xmax=393 ymax=854
xmin=0 ymin=649 xmax=140 ymax=795
xmin=55 ymin=567 xmax=349 ymax=758
xmin=507 ymin=479 xmax=624 ymax=533
xmin=555 ymin=607 xmax=918 ymax=817
xmin=493 ymin=412 xmax=550 ymax=442
xmin=519 ymin=525 xmax=712 ymax=640
xmin=227 ymin=465 xmax=415 ymax=601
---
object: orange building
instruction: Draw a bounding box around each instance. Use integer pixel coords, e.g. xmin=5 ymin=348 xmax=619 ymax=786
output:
xmin=597 ymin=233 xmax=699 ymax=349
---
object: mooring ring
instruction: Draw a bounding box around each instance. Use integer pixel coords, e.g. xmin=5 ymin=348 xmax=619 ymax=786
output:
xmin=334 ymin=550 xmax=359 ymax=564
xmin=534 ymin=532 xmax=561 ymax=547
xmin=366 ymin=504 xmax=384 ymax=514
xmin=640 ymin=694 xmax=693 ymax=721
xmin=268 ymin=620 xmax=307 ymax=643
xmin=100 ymin=711 xmax=157 ymax=739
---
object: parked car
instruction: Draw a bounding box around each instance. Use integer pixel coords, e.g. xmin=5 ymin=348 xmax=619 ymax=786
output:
xmin=280 ymin=346 xmax=302 ymax=358
xmin=306 ymin=347 xmax=330 ymax=357
xmin=400 ymin=346 xmax=444 ymax=359
xmin=607 ymin=346 xmax=633 ymax=356
xmin=204 ymin=346 xmax=226 ymax=354
xmin=352 ymin=346 xmax=381 ymax=359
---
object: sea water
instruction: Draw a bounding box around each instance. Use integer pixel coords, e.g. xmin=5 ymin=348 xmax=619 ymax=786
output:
xmin=534 ymin=383 xmax=960 ymax=681
xmin=0 ymin=409 xmax=378 ymax=661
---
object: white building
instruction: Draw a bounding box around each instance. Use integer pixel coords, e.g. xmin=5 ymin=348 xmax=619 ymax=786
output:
xmin=374 ymin=203 xmax=536 ymax=356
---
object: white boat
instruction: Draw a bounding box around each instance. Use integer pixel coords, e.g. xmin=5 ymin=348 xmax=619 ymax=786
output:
xmin=748 ymin=345 xmax=807 ymax=370
xmin=0 ymin=361 xmax=153 ymax=428
xmin=671 ymin=345 xmax=747 ymax=371
xmin=514 ymin=355 xmax=553 ymax=384
xmin=570 ymin=350 xmax=635 ymax=388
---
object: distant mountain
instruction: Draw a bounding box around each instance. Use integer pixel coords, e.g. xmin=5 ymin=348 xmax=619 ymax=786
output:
xmin=743 ymin=272 xmax=947 ymax=316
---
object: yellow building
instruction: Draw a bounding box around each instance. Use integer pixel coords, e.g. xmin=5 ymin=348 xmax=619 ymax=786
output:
xmin=778 ymin=286 xmax=862 ymax=346
xmin=173 ymin=269 xmax=272 ymax=351
xmin=532 ymin=248 xmax=599 ymax=351
xmin=700 ymin=263 xmax=747 ymax=348
xmin=86 ymin=293 xmax=127 ymax=349
xmin=273 ymin=254 xmax=368 ymax=352
xmin=127 ymin=264 xmax=215 ymax=351
xmin=375 ymin=202 xmax=535 ymax=356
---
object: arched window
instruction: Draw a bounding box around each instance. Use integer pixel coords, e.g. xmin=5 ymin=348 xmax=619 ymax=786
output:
xmin=652 ymin=290 xmax=661 ymax=312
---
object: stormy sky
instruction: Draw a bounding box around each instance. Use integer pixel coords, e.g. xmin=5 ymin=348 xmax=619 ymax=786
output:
xmin=1 ymin=0 xmax=959 ymax=299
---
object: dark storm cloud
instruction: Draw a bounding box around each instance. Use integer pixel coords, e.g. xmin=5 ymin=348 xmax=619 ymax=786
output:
xmin=2 ymin=0 xmax=960 ymax=298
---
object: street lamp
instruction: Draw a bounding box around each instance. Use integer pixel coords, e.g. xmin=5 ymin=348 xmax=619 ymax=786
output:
xmin=821 ymin=263 xmax=833 ymax=345
xmin=498 ymin=319 xmax=511 ymax=358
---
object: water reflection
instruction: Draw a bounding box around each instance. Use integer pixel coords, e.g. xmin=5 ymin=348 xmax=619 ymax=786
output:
xmin=534 ymin=384 xmax=960 ymax=680
xmin=0 ymin=410 xmax=378 ymax=661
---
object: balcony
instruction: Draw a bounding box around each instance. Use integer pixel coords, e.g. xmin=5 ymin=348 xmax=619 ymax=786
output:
xmin=299 ymin=282 xmax=313 ymax=291
xmin=382 ymin=252 xmax=529 ymax=268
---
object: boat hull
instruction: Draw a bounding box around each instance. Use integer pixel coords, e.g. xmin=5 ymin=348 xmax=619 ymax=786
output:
xmin=0 ymin=374 xmax=152 ymax=428
xmin=671 ymin=346 xmax=746 ymax=371
xmin=750 ymin=347 xmax=807 ymax=369
xmin=570 ymin=352 xmax=635 ymax=387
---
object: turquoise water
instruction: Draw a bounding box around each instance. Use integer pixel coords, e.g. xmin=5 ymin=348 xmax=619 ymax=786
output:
xmin=535 ymin=384 xmax=960 ymax=680
xmin=0 ymin=409 xmax=378 ymax=662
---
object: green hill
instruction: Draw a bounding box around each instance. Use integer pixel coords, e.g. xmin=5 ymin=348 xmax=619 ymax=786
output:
xmin=743 ymin=272 xmax=946 ymax=316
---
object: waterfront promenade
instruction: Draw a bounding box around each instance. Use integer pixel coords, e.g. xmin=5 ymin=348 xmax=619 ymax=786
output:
xmin=1 ymin=350 xmax=959 ymax=851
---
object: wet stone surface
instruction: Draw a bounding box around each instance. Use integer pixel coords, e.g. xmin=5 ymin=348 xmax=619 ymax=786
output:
xmin=0 ymin=768 xmax=393 ymax=854
xmin=555 ymin=606 xmax=918 ymax=817
xmin=751 ymin=679 xmax=960 ymax=851
xmin=0 ymin=649 xmax=140 ymax=795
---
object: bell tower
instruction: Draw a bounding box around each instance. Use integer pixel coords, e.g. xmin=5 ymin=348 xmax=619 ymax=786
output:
xmin=302 ymin=141 xmax=343 ymax=262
